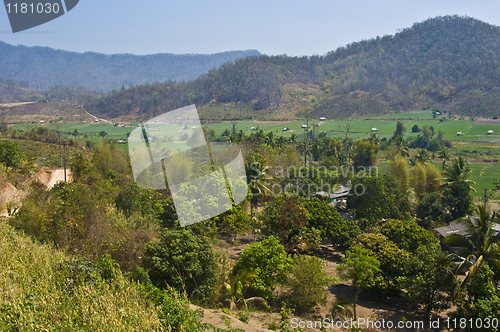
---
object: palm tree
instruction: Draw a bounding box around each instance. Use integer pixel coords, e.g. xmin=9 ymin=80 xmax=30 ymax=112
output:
xmin=392 ymin=135 xmax=409 ymax=158
xmin=245 ymin=156 xmax=273 ymax=210
xmin=445 ymin=204 xmax=500 ymax=287
xmin=225 ymin=269 xmax=256 ymax=309
xmin=410 ymin=148 xmax=430 ymax=165
xmin=275 ymin=136 xmax=286 ymax=148
xmin=439 ymin=148 xmax=451 ymax=169
xmin=441 ymin=156 xmax=476 ymax=193
xmin=368 ymin=133 xmax=380 ymax=145
xmin=289 ymin=133 xmax=298 ymax=144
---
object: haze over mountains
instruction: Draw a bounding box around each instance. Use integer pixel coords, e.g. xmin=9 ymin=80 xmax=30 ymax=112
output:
xmin=82 ymin=15 xmax=500 ymax=120
xmin=0 ymin=42 xmax=260 ymax=91
xmin=3 ymin=15 xmax=500 ymax=121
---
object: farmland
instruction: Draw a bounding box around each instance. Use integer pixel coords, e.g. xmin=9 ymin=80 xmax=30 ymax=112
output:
xmin=11 ymin=112 xmax=500 ymax=199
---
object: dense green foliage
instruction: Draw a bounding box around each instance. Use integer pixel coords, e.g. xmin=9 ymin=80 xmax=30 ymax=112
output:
xmin=259 ymin=195 xmax=308 ymax=244
xmin=0 ymin=219 xmax=202 ymax=331
xmin=380 ymin=219 xmax=439 ymax=253
xmin=284 ymin=255 xmax=335 ymax=313
xmin=234 ymin=236 xmax=293 ymax=299
xmin=352 ymin=233 xmax=414 ymax=295
xmin=143 ymin=229 xmax=219 ymax=303
xmin=0 ymin=140 xmax=24 ymax=167
xmin=452 ymin=264 xmax=500 ymax=331
xmin=347 ymin=174 xmax=412 ymax=225
xmin=302 ymin=198 xmax=360 ymax=251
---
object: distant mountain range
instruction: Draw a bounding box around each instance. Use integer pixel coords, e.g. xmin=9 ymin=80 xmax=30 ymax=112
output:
xmin=0 ymin=42 xmax=261 ymax=91
xmin=83 ymin=15 xmax=500 ymax=120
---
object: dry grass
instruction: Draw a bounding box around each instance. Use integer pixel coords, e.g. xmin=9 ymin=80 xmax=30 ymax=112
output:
xmin=0 ymin=218 xmax=164 ymax=331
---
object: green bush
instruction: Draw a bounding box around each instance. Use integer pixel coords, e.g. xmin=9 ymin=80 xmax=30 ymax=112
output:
xmin=284 ymin=255 xmax=335 ymax=313
xmin=234 ymin=236 xmax=293 ymax=299
xmin=380 ymin=219 xmax=439 ymax=253
xmin=0 ymin=140 xmax=23 ymax=167
xmin=143 ymin=229 xmax=219 ymax=303
xmin=303 ymin=198 xmax=361 ymax=251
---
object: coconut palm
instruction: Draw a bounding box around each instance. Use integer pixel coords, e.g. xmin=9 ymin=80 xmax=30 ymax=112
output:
xmin=392 ymin=135 xmax=409 ymax=158
xmin=441 ymin=156 xmax=476 ymax=193
xmin=225 ymin=269 xmax=256 ymax=309
xmin=245 ymin=156 xmax=273 ymax=210
xmin=445 ymin=204 xmax=500 ymax=287
xmin=289 ymin=133 xmax=298 ymax=144
xmin=410 ymin=148 xmax=430 ymax=165
xmin=439 ymin=148 xmax=451 ymax=169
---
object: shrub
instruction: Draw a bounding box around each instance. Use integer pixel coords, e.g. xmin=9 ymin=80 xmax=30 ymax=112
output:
xmin=143 ymin=229 xmax=219 ymax=303
xmin=284 ymin=255 xmax=336 ymax=313
xmin=380 ymin=219 xmax=439 ymax=253
xmin=0 ymin=140 xmax=23 ymax=167
xmin=303 ymin=198 xmax=361 ymax=251
xmin=352 ymin=233 xmax=415 ymax=295
xmin=234 ymin=236 xmax=293 ymax=299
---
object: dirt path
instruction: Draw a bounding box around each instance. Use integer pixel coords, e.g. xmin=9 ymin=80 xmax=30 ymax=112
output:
xmin=84 ymin=110 xmax=114 ymax=124
xmin=37 ymin=168 xmax=72 ymax=188
xmin=46 ymin=169 xmax=71 ymax=187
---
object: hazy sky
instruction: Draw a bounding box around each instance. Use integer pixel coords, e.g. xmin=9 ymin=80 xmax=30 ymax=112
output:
xmin=1 ymin=0 xmax=500 ymax=56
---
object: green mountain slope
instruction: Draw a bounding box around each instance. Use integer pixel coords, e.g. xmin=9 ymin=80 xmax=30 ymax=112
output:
xmin=85 ymin=15 xmax=500 ymax=120
xmin=0 ymin=42 xmax=261 ymax=91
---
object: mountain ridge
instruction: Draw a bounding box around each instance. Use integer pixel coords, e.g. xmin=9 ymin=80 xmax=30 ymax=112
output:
xmin=0 ymin=41 xmax=261 ymax=91
xmin=83 ymin=15 xmax=500 ymax=120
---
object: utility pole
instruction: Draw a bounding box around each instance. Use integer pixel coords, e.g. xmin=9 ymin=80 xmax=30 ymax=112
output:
xmin=484 ymin=188 xmax=488 ymax=207
xmin=58 ymin=130 xmax=62 ymax=167
xmin=62 ymin=141 xmax=68 ymax=182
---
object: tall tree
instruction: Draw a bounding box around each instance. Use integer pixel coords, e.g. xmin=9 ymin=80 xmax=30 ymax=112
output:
xmin=441 ymin=156 xmax=476 ymax=192
xmin=393 ymin=121 xmax=406 ymax=139
xmin=337 ymin=246 xmax=380 ymax=320
xmin=245 ymin=156 xmax=273 ymax=210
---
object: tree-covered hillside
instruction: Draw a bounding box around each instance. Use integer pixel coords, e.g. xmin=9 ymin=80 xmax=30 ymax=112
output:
xmin=85 ymin=15 xmax=500 ymax=120
xmin=0 ymin=42 xmax=260 ymax=91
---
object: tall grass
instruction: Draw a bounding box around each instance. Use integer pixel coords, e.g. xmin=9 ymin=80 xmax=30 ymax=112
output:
xmin=0 ymin=218 xmax=163 ymax=331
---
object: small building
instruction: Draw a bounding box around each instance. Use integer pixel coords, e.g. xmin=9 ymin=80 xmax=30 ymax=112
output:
xmin=315 ymin=185 xmax=350 ymax=200
xmin=371 ymin=128 xmax=378 ymax=132
xmin=251 ymin=127 xmax=257 ymax=130
xmin=302 ymin=124 xmax=307 ymax=128
xmin=94 ymin=119 xmax=99 ymax=122
xmin=117 ymin=140 xmax=127 ymax=144
xmin=488 ymin=130 xmax=495 ymax=135
xmin=40 ymin=120 xmax=45 ymax=123
xmin=282 ymin=127 xmax=289 ymax=131
xmin=457 ymin=131 xmax=463 ymax=136
xmin=436 ymin=111 xmax=441 ymax=115
xmin=121 ymin=125 xmax=125 ymax=127
xmin=319 ymin=117 xmax=326 ymax=121
xmin=435 ymin=219 xmax=500 ymax=239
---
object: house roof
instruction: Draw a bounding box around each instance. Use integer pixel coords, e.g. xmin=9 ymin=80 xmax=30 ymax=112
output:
xmin=435 ymin=219 xmax=500 ymax=237
xmin=315 ymin=185 xmax=350 ymax=199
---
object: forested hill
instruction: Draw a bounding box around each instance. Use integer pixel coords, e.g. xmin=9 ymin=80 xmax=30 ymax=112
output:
xmin=0 ymin=42 xmax=261 ymax=91
xmin=86 ymin=15 xmax=500 ymax=120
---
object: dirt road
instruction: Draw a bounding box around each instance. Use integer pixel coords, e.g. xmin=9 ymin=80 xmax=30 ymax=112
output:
xmin=38 ymin=168 xmax=71 ymax=188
